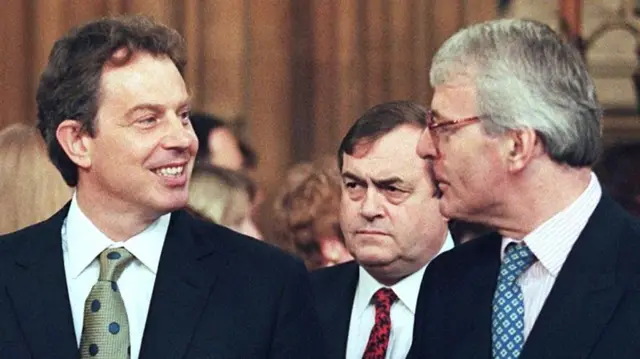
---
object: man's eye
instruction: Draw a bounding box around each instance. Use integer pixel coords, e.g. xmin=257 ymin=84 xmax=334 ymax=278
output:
xmin=345 ymin=182 xmax=358 ymax=189
xmin=434 ymin=126 xmax=451 ymax=135
xmin=180 ymin=111 xmax=191 ymax=124
xmin=138 ymin=117 xmax=158 ymax=125
xmin=383 ymin=186 xmax=409 ymax=202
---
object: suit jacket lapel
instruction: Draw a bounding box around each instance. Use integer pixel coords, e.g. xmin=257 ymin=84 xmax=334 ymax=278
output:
xmin=450 ymin=233 xmax=502 ymax=359
xmin=521 ymin=195 xmax=626 ymax=359
xmin=6 ymin=205 xmax=78 ymax=358
xmin=139 ymin=211 xmax=222 ymax=359
xmin=325 ymin=263 xmax=358 ymax=359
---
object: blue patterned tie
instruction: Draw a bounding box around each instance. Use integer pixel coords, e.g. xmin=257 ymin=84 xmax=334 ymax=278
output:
xmin=492 ymin=242 xmax=536 ymax=359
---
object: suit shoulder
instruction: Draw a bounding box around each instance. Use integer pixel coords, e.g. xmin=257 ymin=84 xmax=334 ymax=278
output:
xmin=0 ymin=221 xmax=58 ymax=282
xmin=0 ymin=221 xmax=47 ymax=258
xmin=187 ymin=214 xmax=305 ymax=272
xmin=427 ymin=232 xmax=501 ymax=276
xmin=310 ymin=261 xmax=358 ymax=288
xmin=625 ymin=215 xmax=640 ymax=236
xmin=0 ymin=204 xmax=67 ymax=260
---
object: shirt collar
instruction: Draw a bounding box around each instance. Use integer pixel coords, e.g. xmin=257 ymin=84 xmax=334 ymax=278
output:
xmin=440 ymin=231 xmax=455 ymax=253
xmin=63 ymin=193 xmax=170 ymax=278
xmin=502 ymin=172 xmax=602 ymax=277
xmin=352 ymin=230 xmax=454 ymax=317
xmin=354 ymin=264 xmax=427 ymax=319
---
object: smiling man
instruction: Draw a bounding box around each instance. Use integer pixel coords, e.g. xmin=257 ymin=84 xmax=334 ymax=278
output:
xmin=0 ymin=15 xmax=324 ymax=359
xmin=310 ymin=101 xmax=453 ymax=359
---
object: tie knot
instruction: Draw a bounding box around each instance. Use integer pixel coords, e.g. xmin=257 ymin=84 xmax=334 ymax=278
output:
xmin=98 ymin=248 xmax=134 ymax=282
xmin=372 ymin=288 xmax=398 ymax=309
xmin=501 ymin=242 xmax=536 ymax=281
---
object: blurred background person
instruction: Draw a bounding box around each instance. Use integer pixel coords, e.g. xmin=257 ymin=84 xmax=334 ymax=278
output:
xmin=190 ymin=111 xmax=264 ymax=227
xmin=187 ymin=163 xmax=262 ymax=239
xmin=271 ymin=156 xmax=353 ymax=270
xmin=0 ymin=123 xmax=71 ymax=234
xmin=190 ymin=112 xmax=256 ymax=171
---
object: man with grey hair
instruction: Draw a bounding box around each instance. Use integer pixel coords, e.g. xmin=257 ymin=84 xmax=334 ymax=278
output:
xmin=408 ymin=18 xmax=640 ymax=359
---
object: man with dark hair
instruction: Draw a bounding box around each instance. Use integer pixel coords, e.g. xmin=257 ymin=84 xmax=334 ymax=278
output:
xmin=409 ymin=19 xmax=640 ymax=359
xmin=310 ymin=101 xmax=453 ymax=359
xmin=0 ymin=15 xmax=324 ymax=359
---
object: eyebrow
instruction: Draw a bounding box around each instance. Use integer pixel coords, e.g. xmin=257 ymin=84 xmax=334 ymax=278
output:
xmin=373 ymin=177 xmax=405 ymax=188
xmin=124 ymin=98 xmax=192 ymax=118
xmin=342 ymin=171 xmax=405 ymax=187
xmin=341 ymin=171 xmax=364 ymax=183
xmin=124 ymin=104 xmax=163 ymax=118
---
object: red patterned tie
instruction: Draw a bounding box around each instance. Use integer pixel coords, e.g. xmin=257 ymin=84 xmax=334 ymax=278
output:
xmin=362 ymin=288 xmax=398 ymax=359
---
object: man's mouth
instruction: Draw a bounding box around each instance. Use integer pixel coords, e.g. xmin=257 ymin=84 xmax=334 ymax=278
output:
xmin=153 ymin=165 xmax=185 ymax=177
xmin=356 ymin=230 xmax=389 ymax=236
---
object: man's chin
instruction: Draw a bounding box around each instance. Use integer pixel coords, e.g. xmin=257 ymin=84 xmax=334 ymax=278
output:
xmin=438 ymin=197 xmax=458 ymax=219
xmin=359 ymin=257 xmax=395 ymax=271
xmin=361 ymin=262 xmax=408 ymax=285
xmin=152 ymin=194 xmax=189 ymax=214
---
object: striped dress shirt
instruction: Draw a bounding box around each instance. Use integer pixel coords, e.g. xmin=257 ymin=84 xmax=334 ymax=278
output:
xmin=501 ymin=172 xmax=602 ymax=339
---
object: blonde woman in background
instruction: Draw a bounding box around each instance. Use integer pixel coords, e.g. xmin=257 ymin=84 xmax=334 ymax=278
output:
xmin=0 ymin=123 xmax=71 ymax=234
xmin=187 ymin=163 xmax=263 ymax=239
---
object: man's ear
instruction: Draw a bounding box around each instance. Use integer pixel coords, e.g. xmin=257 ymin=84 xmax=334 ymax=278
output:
xmin=56 ymin=120 xmax=93 ymax=169
xmin=503 ymin=128 xmax=541 ymax=173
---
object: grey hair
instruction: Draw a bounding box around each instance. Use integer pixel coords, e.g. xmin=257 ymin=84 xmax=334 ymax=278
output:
xmin=430 ymin=18 xmax=602 ymax=167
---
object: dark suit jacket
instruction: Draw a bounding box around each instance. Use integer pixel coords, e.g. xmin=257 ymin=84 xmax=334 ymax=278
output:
xmin=309 ymin=261 xmax=360 ymax=359
xmin=408 ymin=194 xmax=640 ymax=359
xmin=0 ymin=205 xmax=326 ymax=359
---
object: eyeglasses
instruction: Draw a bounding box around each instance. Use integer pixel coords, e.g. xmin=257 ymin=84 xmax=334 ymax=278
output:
xmin=426 ymin=109 xmax=482 ymax=144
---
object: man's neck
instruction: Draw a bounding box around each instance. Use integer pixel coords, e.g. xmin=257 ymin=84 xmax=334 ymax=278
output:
xmin=493 ymin=165 xmax=593 ymax=240
xmin=365 ymin=229 xmax=448 ymax=286
xmin=75 ymin=188 xmax=161 ymax=242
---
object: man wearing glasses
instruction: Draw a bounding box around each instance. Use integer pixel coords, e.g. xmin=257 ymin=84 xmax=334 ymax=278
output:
xmin=408 ymin=18 xmax=640 ymax=359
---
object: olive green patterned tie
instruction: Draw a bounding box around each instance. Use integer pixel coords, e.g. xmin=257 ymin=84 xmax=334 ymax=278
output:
xmin=79 ymin=248 xmax=134 ymax=358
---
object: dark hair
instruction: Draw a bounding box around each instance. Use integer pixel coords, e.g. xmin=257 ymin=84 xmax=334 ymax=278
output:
xmin=36 ymin=15 xmax=187 ymax=186
xmin=239 ymin=140 xmax=258 ymax=170
xmin=190 ymin=112 xmax=227 ymax=161
xmin=191 ymin=112 xmax=259 ymax=170
xmin=337 ymin=100 xmax=428 ymax=170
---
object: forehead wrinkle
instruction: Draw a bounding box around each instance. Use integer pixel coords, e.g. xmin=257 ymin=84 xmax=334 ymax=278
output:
xmin=343 ymin=154 xmax=418 ymax=186
xmin=342 ymin=124 xmax=424 ymax=182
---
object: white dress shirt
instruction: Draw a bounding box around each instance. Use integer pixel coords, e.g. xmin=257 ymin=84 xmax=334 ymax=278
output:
xmin=501 ymin=172 xmax=601 ymax=339
xmin=345 ymin=232 xmax=454 ymax=359
xmin=62 ymin=195 xmax=170 ymax=359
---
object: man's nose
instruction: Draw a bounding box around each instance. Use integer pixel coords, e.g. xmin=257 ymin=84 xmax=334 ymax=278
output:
xmin=162 ymin=116 xmax=196 ymax=150
xmin=416 ymin=127 xmax=439 ymax=159
xmin=360 ymin=189 xmax=384 ymax=220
